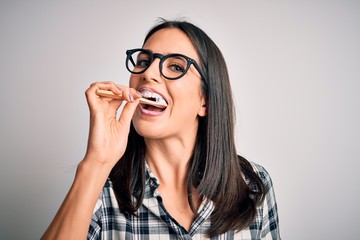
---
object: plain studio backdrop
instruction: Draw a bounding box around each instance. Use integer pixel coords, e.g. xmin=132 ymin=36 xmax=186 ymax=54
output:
xmin=1 ymin=1 xmax=359 ymax=239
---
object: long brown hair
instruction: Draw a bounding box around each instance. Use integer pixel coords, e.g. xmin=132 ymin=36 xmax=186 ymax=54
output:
xmin=110 ymin=19 xmax=266 ymax=237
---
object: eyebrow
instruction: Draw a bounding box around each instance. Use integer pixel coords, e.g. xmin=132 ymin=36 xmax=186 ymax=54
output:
xmin=143 ymin=48 xmax=192 ymax=58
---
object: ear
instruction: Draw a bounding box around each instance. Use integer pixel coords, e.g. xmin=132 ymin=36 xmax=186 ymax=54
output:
xmin=197 ymin=96 xmax=207 ymax=117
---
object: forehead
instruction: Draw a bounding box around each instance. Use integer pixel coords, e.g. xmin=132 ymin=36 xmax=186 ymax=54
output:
xmin=143 ymin=28 xmax=199 ymax=61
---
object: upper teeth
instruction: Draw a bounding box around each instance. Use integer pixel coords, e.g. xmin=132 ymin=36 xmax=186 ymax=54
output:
xmin=140 ymin=89 xmax=167 ymax=105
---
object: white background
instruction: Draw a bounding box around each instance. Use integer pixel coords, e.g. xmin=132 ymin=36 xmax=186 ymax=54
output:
xmin=1 ymin=1 xmax=359 ymax=239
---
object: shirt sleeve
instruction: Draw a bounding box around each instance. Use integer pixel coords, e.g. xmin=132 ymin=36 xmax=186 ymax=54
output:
xmin=252 ymin=163 xmax=281 ymax=240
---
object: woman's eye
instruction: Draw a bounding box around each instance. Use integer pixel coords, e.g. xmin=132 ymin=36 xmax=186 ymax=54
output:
xmin=169 ymin=64 xmax=185 ymax=73
xmin=136 ymin=59 xmax=150 ymax=68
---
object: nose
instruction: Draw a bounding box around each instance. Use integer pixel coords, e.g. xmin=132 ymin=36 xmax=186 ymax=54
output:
xmin=142 ymin=58 xmax=163 ymax=83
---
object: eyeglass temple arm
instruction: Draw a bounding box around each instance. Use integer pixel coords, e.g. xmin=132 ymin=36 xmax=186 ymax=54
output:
xmin=192 ymin=62 xmax=206 ymax=81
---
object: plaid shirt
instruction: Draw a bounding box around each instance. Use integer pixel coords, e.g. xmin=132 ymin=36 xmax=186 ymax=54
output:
xmin=88 ymin=162 xmax=280 ymax=240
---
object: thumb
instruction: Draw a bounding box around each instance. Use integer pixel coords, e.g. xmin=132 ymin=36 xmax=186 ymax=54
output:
xmin=117 ymin=100 xmax=139 ymax=129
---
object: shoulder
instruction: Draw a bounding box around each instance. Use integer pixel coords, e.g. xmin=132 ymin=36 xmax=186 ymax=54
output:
xmin=248 ymin=161 xmax=274 ymax=192
xmin=248 ymin=162 xmax=281 ymax=239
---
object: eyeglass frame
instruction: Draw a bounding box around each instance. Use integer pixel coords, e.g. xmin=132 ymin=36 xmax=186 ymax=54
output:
xmin=125 ymin=48 xmax=206 ymax=81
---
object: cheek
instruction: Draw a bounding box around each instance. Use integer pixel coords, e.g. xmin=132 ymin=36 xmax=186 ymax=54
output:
xmin=172 ymin=78 xmax=202 ymax=99
xmin=172 ymin=86 xmax=203 ymax=112
xmin=128 ymin=75 xmax=138 ymax=88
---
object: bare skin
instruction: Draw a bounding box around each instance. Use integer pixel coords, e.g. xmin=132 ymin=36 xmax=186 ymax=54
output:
xmin=41 ymin=82 xmax=141 ymax=239
xmin=130 ymin=28 xmax=206 ymax=231
xmin=41 ymin=28 xmax=206 ymax=238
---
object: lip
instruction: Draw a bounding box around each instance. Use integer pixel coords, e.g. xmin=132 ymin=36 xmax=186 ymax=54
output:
xmin=138 ymin=104 xmax=166 ymax=117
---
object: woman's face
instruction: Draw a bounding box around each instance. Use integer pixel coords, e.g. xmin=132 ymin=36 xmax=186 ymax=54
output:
xmin=129 ymin=28 xmax=206 ymax=140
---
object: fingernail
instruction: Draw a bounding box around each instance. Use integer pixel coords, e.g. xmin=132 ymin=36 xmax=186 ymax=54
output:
xmin=129 ymin=93 xmax=134 ymax=102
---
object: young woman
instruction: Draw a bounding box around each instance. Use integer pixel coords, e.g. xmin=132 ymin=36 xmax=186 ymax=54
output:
xmin=42 ymin=19 xmax=281 ymax=239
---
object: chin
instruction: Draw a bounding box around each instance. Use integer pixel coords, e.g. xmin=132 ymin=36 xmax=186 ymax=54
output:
xmin=132 ymin=120 xmax=166 ymax=139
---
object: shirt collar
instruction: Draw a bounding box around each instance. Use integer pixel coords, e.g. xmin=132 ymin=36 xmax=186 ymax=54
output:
xmin=144 ymin=162 xmax=160 ymax=197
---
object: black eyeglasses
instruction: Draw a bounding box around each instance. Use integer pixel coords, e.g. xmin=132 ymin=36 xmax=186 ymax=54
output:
xmin=125 ymin=48 xmax=206 ymax=81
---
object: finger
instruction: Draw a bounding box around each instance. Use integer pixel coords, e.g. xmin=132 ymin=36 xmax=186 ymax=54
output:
xmin=86 ymin=82 xmax=105 ymax=109
xmin=114 ymin=84 xmax=141 ymax=102
xmin=105 ymin=87 xmax=141 ymax=114
xmin=108 ymin=99 xmax=123 ymax=114
xmin=86 ymin=82 xmax=126 ymax=108
xmin=109 ymin=88 xmax=141 ymax=120
xmin=97 ymin=82 xmax=124 ymax=98
xmin=129 ymin=88 xmax=142 ymax=99
xmin=117 ymin=100 xmax=139 ymax=128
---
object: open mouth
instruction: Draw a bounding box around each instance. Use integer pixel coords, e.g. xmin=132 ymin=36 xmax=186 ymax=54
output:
xmin=140 ymin=89 xmax=168 ymax=112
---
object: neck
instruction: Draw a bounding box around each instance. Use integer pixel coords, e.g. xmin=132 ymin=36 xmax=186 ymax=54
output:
xmin=144 ymin=135 xmax=203 ymax=231
xmin=144 ymin=136 xmax=196 ymax=190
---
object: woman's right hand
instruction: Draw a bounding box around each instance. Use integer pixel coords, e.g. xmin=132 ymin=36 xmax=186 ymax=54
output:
xmin=83 ymin=81 xmax=141 ymax=169
xmin=41 ymin=81 xmax=141 ymax=240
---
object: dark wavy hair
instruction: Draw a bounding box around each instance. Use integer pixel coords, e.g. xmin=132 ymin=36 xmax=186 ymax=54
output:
xmin=110 ymin=19 xmax=266 ymax=237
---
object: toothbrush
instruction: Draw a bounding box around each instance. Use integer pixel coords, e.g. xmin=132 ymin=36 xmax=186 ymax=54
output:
xmin=96 ymin=89 xmax=168 ymax=108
